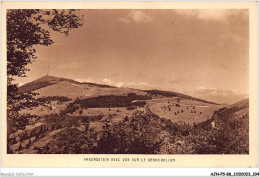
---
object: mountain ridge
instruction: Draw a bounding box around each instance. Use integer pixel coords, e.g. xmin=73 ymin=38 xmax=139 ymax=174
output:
xmin=19 ymin=75 xmax=116 ymax=93
xmin=19 ymin=75 xmax=219 ymax=105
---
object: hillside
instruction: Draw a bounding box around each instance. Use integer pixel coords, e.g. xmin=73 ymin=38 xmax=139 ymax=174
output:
xmin=144 ymin=90 xmax=219 ymax=105
xmin=18 ymin=76 xmax=218 ymax=106
xmin=8 ymin=98 xmax=248 ymax=154
xmin=189 ymin=98 xmax=249 ymax=154
xmin=17 ymin=76 xmax=221 ymax=125
xmin=19 ymin=75 xmax=115 ymax=93
xmin=19 ymin=76 xmax=77 ymax=93
xmin=34 ymin=81 xmax=147 ymax=99
xmin=8 ymin=74 xmax=249 ymax=154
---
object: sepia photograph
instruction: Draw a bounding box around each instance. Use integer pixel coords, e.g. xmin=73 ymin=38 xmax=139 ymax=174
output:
xmin=6 ymin=8 xmax=251 ymax=155
xmin=1 ymin=1 xmax=258 ymax=169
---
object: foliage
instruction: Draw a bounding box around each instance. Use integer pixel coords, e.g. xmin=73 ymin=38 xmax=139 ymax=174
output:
xmin=8 ymin=99 xmax=249 ymax=154
xmin=185 ymin=106 xmax=249 ymax=154
xmin=60 ymin=104 xmax=79 ymax=115
xmin=38 ymin=127 xmax=95 ymax=154
xmin=7 ymin=9 xmax=84 ymax=78
xmin=126 ymin=105 xmax=136 ymax=110
xmin=37 ymin=96 xmax=72 ymax=103
xmin=7 ymin=9 xmax=84 ymax=135
xmin=72 ymin=93 xmax=150 ymax=108
xmin=92 ymin=114 xmax=164 ymax=154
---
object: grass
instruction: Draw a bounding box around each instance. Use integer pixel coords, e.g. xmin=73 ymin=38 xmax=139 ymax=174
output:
xmin=146 ymin=98 xmax=222 ymax=124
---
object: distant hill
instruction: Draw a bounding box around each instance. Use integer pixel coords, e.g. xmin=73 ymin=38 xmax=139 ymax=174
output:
xmin=227 ymin=98 xmax=249 ymax=109
xmin=18 ymin=76 xmax=147 ymax=99
xmin=18 ymin=75 xmax=218 ymax=105
xmin=19 ymin=76 xmax=77 ymax=93
xmin=194 ymin=98 xmax=249 ymax=154
xmin=144 ymin=90 xmax=219 ymax=105
xmin=19 ymin=76 xmax=116 ymax=93
xmin=212 ymin=98 xmax=249 ymax=123
xmin=11 ymin=76 xmax=248 ymax=154
xmin=198 ymin=98 xmax=249 ymax=129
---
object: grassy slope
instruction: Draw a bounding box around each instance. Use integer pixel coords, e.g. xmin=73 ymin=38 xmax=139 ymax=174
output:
xmin=19 ymin=76 xmax=218 ymax=106
xmin=144 ymin=90 xmax=219 ymax=105
xmin=147 ymin=97 xmax=222 ymax=124
xmin=19 ymin=76 xmax=115 ymax=93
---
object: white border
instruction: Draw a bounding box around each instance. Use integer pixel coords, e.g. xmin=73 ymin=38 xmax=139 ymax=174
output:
xmin=0 ymin=0 xmax=259 ymax=176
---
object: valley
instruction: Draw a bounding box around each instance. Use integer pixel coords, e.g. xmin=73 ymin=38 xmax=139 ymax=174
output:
xmin=7 ymin=76 xmax=249 ymax=154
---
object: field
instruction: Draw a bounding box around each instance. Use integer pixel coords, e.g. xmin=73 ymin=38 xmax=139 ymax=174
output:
xmin=7 ymin=76 xmax=249 ymax=154
xmin=146 ymin=98 xmax=222 ymax=124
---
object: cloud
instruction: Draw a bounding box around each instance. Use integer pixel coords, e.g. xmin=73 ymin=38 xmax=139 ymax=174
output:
xmin=102 ymin=78 xmax=112 ymax=85
xmin=115 ymin=82 xmax=124 ymax=87
xmin=102 ymin=78 xmax=123 ymax=87
xmin=190 ymin=86 xmax=249 ymax=104
xmin=101 ymin=78 xmax=154 ymax=89
xmin=118 ymin=10 xmax=153 ymax=24
xmin=194 ymin=86 xmax=248 ymax=96
xmin=196 ymin=86 xmax=217 ymax=94
xmin=129 ymin=10 xmax=153 ymax=23
xmin=174 ymin=9 xmax=246 ymax=22
xmin=122 ymin=81 xmax=155 ymax=90
xmin=75 ymin=77 xmax=94 ymax=83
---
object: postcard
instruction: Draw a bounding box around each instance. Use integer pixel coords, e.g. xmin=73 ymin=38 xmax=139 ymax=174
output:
xmin=1 ymin=1 xmax=258 ymax=167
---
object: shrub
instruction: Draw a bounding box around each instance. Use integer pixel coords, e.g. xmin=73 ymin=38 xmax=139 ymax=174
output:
xmin=38 ymin=96 xmax=72 ymax=103
xmin=60 ymin=104 xmax=79 ymax=115
xmin=79 ymin=109 xmax=83 ymax=115
xmin=126 ymin=105 xmax=136 ymax=110
xmin=73 ymin=94 xmax=149 ymax=108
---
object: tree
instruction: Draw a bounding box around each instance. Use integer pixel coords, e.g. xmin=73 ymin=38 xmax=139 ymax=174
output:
xmin=18 ymin=142 xmax=23 ymax=151
xmin=7 ymin=9 xmax=84 ymax=78
xmin=79 ymin=109 xmax=83 ymax=115
xmin=7 ymin=9 xmax=84 ymax=134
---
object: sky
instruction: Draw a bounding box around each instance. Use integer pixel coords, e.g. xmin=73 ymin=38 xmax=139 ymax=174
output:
xmin=16 ymin=9 xmax=249 ymax=104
